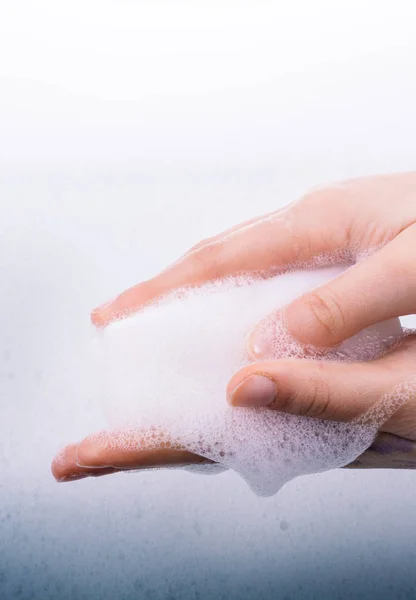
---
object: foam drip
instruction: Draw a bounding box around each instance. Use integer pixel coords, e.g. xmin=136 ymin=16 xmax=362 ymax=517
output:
xmin=95 ymin=266 xmax=405 ymax=496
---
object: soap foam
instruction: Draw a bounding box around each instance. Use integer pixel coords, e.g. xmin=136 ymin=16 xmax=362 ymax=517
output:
xmin=95 ymin=267 xmax=406 ymax=496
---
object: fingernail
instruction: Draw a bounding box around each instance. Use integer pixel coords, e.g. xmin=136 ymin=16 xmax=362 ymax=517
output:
xmin=228 ymin=374 xmax=277 ymax=407
xmin=75 ymin=446 xmax=101 ymax=469
xmin=57 ymin=472 xmax=93 ymax=483
xmin=247 ymin=328 xmax=273 ymax=359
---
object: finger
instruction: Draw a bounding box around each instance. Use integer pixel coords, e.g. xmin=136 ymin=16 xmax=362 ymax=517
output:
xmin=92 ymin=209 xmax=285 ymax=327
xmin=183 ymin=208 xmax=281 ymax=255
xmin=91 ymin=212 xmax=278 ymax=327
xmin=248 ymin=225 xmax=416 ymax=354
xmin=346 ymin=432 xmax=416 ymax=469
xmin=51 ymin=443 xmax=120 ymax=482
xmin=91 ymin=196 xmax=353 ymax=327
xmin=75 ymin=429 xmax=208 ymax=469
xmin=228 ymin=360 xmax=388 ymax=421
xmin=51 ymin=430 xmax=210 ymax=482
xmin=228 ymin=336 xmax=416 ymax=433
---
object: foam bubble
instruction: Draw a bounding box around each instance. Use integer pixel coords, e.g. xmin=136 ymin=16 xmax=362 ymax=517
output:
xmin=95 ymin=267 xmax=405 ymax=496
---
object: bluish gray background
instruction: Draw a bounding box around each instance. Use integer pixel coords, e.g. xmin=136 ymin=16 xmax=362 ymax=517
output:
xmin=1 ymin=2 xmax=416 ymax=599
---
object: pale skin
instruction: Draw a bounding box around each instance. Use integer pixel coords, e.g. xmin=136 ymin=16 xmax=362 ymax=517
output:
xmin=52 ymin=172 xmax=416 ymax=482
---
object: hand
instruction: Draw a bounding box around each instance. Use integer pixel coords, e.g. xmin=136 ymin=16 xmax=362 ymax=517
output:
xmin=52 ymin=340 xmax=416 ymax=482
xmin=52 ymin=172 xmax=416 ymax=482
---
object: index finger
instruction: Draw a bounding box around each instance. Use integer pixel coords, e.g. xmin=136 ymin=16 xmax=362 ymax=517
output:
xmin=91 ymin=196 xmax=351 ymax=327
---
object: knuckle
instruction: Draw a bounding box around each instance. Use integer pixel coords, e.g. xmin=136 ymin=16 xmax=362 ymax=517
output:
xmin=301 ymin=363 xmax=331 ymax=418
xmin=297 ymin=187 xmax=331 ymax=209
xmin=187 ymin=242 xmax=223 ymax=279
xmin=187 ymin=236 xmax=214 ymax=254
xmin=298 ymin=180 xmax=351 ymax=209
xmin=273 ymin=363 xmax=331 ymax=418
xmin=292 ymin=184 xmax=355 ymax=254
xmin=303 ymin=289 xmax=346 ymax=345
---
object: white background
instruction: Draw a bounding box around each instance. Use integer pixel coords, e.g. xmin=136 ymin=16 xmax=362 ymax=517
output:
xmin=1 ymin=2 xmax=416 ymax=599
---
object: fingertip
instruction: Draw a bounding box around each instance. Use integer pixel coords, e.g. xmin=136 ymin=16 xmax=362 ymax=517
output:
xmin=246 ymin=327 xmax=271 ymax=360
xmin=91 ymin=300 xmax=115 ymax=327
xmin=226 ymin=366 xmax=251 ymax=403
xmin=50 ymin=453 xmax=65 ymax=481
xmin=51 ymin=444 xmax=89 ymax=482
xmin=90 ymin=311 xmax=104 ymax=327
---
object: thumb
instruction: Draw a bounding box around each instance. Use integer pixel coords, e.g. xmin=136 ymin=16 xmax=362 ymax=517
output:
xmin=227 ymin=341 xmax=416 ymax=425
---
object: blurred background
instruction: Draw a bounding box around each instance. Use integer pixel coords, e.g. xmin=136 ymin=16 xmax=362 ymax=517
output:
xmin=1 ymin=1 xmax=416 ymax=599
